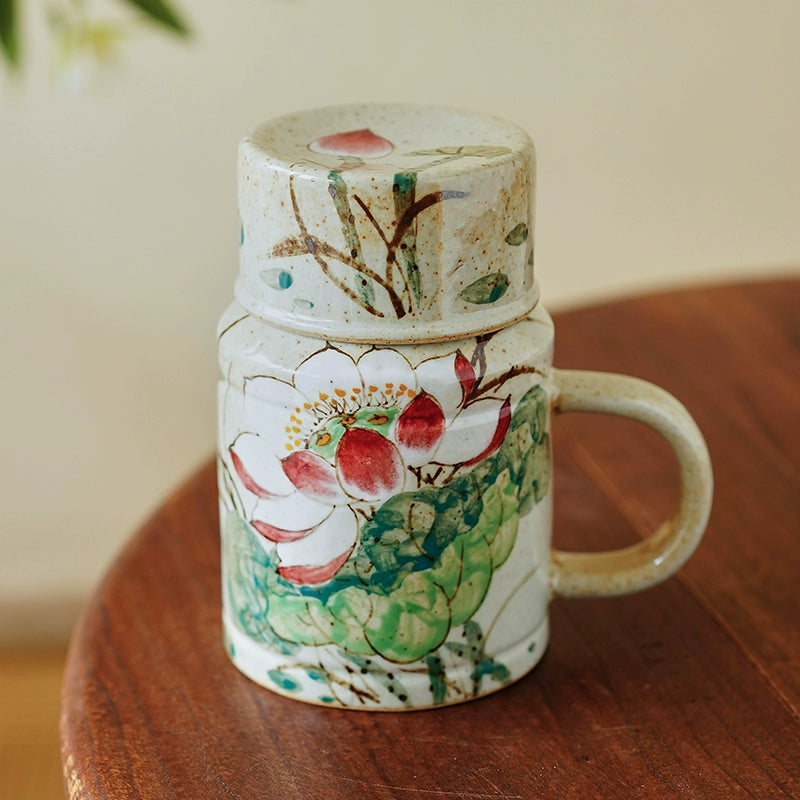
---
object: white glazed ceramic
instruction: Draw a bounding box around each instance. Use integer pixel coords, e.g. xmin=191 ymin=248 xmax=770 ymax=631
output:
xmin=217 ymin=105 xmax=713 ymax=710
xmin=236 ymin=104 xmax=536 ymax=343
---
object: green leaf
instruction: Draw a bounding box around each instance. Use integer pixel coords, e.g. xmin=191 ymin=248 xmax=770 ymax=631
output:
xmin=393 ymin=172 xmax=422 ymax=306
xmin=259 ymin=268 xmax=293 ymax=290
xmin=445 ymin=620 xmax=511 ymax=695
xmin=458 ymin=272 xmax=509 ymax=305
xmin=328 ymin=171 xmax=376 ymax=309
xmin=267 ymin=670 xmax=300 ymax=692
xmin=0 ymin=0 xmax=19 ymax=66
xmin=222 ymin=384 xmax=551 ymax=666
xmin=426 ymin=655 xmax=447 ymax=704
xmin=120 ymin=0 xmax=189 ymax=35
xmin=504 ymin=223 xmax=528 ymax=246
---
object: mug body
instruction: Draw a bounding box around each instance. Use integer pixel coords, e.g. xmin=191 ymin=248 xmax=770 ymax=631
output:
xmin=217 ymin=298 xmax=555 ymax=709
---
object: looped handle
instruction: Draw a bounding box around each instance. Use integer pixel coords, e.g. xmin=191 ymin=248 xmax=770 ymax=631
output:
xmin=550 ymin=368 xmax=713 ymax=598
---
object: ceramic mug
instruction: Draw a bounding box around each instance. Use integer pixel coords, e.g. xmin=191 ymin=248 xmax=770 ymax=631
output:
xmin=216 ymin=105 xmax=713 ymax=709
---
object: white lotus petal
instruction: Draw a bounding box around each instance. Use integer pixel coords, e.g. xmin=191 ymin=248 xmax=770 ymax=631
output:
xmin=357 ymin=349 xmax=417 ymax=406
xmin=434 ymin=398 xmax=507 ymax=465
xmin=230 ymin=433 xmax=295 ymax=497
xmin=244 ymin=376 xmax=306 ymax=434
xmin=252 ymin=492 xmax=331 ymax=531
xmin=415 ymin=352 xmax=465 ymax=419
xmin=218 ymin=381 xmax=248 ymax=451
xmin=277 ymin=506 xmax=358 ymax=567
xmin=294 ymin=348 xmax=362 ymax=408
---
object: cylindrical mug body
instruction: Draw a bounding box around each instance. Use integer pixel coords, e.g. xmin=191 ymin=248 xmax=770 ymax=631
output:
xmin=217 ymin=302 xmax=555 ymax=709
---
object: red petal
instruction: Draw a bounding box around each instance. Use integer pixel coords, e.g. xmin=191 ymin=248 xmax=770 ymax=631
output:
xmin=336 ymin=428 xmax=404 ymax=501
xmin=252 ymin=521 xmax=313 ymax=543
xmin=229 ymin=447 xmax=276 ymax=499
xmin=278 ymin=549 xmax=353 ymax=585
xmin=310 ymin=128 xmax=393 ymax=158
xmin=395 ymin=392 xmax=445 ymax=459
xmin=282 ymin=450 xmax=343 ymax=503
xmin=454 ymin=351 xmax=476 ymax=407
xmin=461 ymin=396 xmax=512 ymax=467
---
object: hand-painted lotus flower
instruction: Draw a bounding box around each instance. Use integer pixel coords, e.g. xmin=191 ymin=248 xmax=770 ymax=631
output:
xmin=228 ymin=346 xmax=510 ymax=585
xmin=308 ymin=128 xmax=394 ymax=159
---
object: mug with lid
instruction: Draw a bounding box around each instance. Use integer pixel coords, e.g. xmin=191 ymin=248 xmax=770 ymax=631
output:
xmin=217 ymin=104 xmax=713 ymax=710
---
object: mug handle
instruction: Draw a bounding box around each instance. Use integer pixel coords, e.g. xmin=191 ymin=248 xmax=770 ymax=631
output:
xmin=549 ymin=368 xmax=713 ymax=598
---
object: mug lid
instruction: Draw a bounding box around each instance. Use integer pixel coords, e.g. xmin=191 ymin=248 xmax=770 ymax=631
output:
xmin=236 ymin=104 xmax=537 ymax=343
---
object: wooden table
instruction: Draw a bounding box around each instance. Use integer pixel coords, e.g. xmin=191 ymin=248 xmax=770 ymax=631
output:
xmin=60 ymin=279 xmax=800 ymax=799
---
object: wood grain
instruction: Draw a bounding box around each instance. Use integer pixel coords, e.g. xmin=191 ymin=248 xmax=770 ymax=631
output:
xmin=60 ymin=279 xmax=800 ymax=799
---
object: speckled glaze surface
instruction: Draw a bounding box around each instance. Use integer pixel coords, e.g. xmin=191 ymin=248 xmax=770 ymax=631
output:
xmin=217 ymin=105 xmax=713 ymax=710
xmin=236 ymin=104 xmax=536 ymax=343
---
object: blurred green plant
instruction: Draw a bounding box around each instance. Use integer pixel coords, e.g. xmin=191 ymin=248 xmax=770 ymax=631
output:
xmin=0 ymin=0 xmax=188 ymax=73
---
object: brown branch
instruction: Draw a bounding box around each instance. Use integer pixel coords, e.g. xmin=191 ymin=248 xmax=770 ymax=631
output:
xmin=389 ymin=190 xmax=467 ymax=251
xmin=288 ymin=177 xmax=385 ymax=318
xmin=469 ymin=335 xmax=491 ymax=394
xmin=282 ymin=178 xmax=409 ymax=319
xmin=472 ymin=365 xmax=545 ymax=398
xmin=352 ymin=193 xmax=412 ymax=303
xmin=352 ymin=194 xmax=391 ymax=250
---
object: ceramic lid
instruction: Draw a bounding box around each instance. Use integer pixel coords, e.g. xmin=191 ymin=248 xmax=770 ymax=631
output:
xmin=236 ymin=104 xmax=537 ymax=343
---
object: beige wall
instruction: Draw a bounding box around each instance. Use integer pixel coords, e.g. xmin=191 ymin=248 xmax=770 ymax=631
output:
xmin=2 ymin=0 xmax=799 ymax=641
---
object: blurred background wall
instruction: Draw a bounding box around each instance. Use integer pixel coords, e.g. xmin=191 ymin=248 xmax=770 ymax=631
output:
xmin=2 ymin=0 xmax=799 ymax=643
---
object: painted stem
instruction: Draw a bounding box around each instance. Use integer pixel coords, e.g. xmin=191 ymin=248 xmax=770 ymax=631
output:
xmin=472 ymin=365 xmax=544 ymax=398
xmin=288 ymin=177 xmax=386 ymax=318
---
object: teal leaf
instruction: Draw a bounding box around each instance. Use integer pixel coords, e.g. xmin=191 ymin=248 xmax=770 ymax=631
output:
xmin=394 ymin=172 xmax=422 ymax=306
xmin=260 ymin=269 xmax=293 ymax=290
xmin=293 ymin=298 xmax=314 ymax=311
xmin=223 ymin=385 xmax=551 ymax=667
xmin=119 ymin=0 xmax=189 ymax=35
xmin=267 ymin=670 xmax=300 ymax=692
xmin=445 ymin=620 xmax=511 ymax=695
xmin=505 ymin=223 xmax=528 ymax=246
xmin=458 ymin=273 xmax=509 ymax=305
xmin=426 ymin=655 xmax=447 ymax=705
xmin=328 ymin=171 xmax=376 ymax=309
xmin=0 ymin=0 xmax=19 ymax=66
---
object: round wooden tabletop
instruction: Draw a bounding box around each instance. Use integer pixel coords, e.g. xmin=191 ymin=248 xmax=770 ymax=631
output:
xmin=60 ymin=279 xmax=800 ymax=799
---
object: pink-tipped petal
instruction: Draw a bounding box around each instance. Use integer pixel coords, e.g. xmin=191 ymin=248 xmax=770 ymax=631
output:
xmin=309 ymin=128 xmax=394 ymax=159
xmin=282 ymin=450 xmax=347 ymax=504
xmin=278 ymin=551 xmax=353 ymax=585
xmin=394 ymin=392 xmax=445 ymax=467
xmin=454 ymin=350 xmax=477 ymax=406
xmin=415 ymin=352 xmax=469 ymax=420
xmin=252 ymin=492 xmax=331 ymax=531
xmin=229 ymin=433 xmax=295 ymax=498
xmin=336 ymin=428 xmax=404 ymax=501
xmin=276 ymin=506 xmax=358 ymax=584
xmin=462 ymin=396 xmax=511 ymax=466
xmin=230 ymin=448 xmax=271 ymax=498
xmin=434 ymin=397 xmax=511 ymax=466
xmin=252 ymin=521 xmax=314 ymax=543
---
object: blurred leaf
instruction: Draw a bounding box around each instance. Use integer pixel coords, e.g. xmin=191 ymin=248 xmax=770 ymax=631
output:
xmin=458 ymin=272 xmax=509 ymax=304
xmin=0 ymin=0 xmax=19 ymax=66
xmin=504 ymin=222 xmax=528 ymax=246
xmin=120 ymin=0 xmax=189 ymax=35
